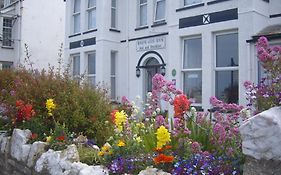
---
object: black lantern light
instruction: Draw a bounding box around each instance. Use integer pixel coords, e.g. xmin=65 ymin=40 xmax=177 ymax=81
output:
xmin=136 ymin=68 xmax=141 ymax=77
xmin=160 ymin=65 xmax=166 ymax=76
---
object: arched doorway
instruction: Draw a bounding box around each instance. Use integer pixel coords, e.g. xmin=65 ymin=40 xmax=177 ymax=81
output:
xmin=144 ymin=57 xmax=161 ymax=95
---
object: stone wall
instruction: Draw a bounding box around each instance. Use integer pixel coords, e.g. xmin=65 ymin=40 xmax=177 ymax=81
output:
xmin=240 ymin=107 xmax=281 ymax=175
xmin=0 ymin=129 xmax=108 ymax=175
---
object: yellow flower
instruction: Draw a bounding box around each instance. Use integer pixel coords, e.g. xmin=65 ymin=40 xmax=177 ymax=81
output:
xmin=156 ymin=126 xmax=171 ymax=149
xmin=117 ymin=140 xmax=126 ymax=147
xmin=98 ymin=151 xmax=104 ymax=156
xmin=136 ymin=122 xmax=145 ymax=129
xmin=135 ymin=136 xmax=142 ymax=143
xmin=46 ymin=99 xmax=56 ymax=116
xmin=115 ymin=110 xmax=127 ymax=132
xmin=46 ymin=136 xmax=52 ymax=142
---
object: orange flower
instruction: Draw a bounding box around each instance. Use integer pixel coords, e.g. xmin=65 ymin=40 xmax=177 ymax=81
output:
xmin=154 ymin=145 xmax=172 ymax=153
xmin=30 ymin=133 xmax=38 ymax=140
xmin=56 ymin=136 xmax=65 ymax=141
xmin=110 ymin=110 xmax=118 ymax=123
xmin=174 ymin=94 xmax=190 ymax=117
xmin=153 ymin=154 xmax=174 ymax=164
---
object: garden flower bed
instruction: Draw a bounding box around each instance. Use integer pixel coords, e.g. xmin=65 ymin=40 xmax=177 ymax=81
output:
xmin=0 ymin=36 xmax=280 ymax=175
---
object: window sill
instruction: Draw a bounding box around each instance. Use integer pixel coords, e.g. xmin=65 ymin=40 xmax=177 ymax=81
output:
xmin=109 ymin=28 xmax=121 ymax=33
xmin=83 ymin=29 xmax=97 ymax=34
xmin=135 ymin=26 xmax=149 ymax=31
xmin=69 ymin=33 xmax=81 ymax=38
xmin=207 ymin=0 xmax=232 ymax=5
xmin=1 ymin=46 xmax=13 ymax=49
xmin=151 ymin=21 xmax=167 ymax=28
xmin=176 ymin=3 xmax=204 ymax=12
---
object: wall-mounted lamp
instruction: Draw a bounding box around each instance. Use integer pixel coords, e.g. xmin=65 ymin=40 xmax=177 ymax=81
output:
xmin=160 ymin=66 xmax=166 ymax=76
xmin=136 ymin=68 xmax=141 ymax=77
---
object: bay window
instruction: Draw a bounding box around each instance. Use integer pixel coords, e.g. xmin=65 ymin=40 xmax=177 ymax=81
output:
xmin=87 ymin=0 xmax=97 ymax=30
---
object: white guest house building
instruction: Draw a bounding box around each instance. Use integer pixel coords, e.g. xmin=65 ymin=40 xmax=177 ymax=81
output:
xmin=65 ymin=0 xmax=281 ymax=111
xmin=0 ymin=0 xmax=65 ymax=70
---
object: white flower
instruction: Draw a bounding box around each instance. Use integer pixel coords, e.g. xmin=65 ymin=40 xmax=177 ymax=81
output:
xmin=147 ymin=92 xmax=152 ymax=98
xmin=156 ymin=108 xmax=161 ymax=114
xmin=191 ymin=107 xmax=197 ymax=115
xmin=136 ymin=95 xmax=141 ymax=100
xmin=152 ymin=111 xmax=157 ymax=116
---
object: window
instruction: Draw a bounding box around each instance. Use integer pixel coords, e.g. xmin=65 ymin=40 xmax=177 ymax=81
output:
xmin=73 ymin=0 xmax=81 ymax=33
xmin=111 ymin=0 xmax=117 ymax=28
xmin=87 ymin=0 xmax=97 ymax=30
xmin=155 ymin=0 xmax=165 ymax=22
xmin=110 ymin=51 xmax=117 ymax=99
xmin=183 ymin=37 xmax=202 ymax=103
xmin=72 ymin=55 xmax=80 ymax=76
xmin=0 ymin=62 xmax=13 ymax=70
xmin=87 ymin=52 xmax=96 ymax=86
xmin=139 ymin=0 xmax=147 ymax=26
xmin=215 ymin=32 xmax=239 ymax=104
xmin=2 ymin=18 xmax=13 ymax=47
xmin=184 ymin=0 xmax=202 ymax=6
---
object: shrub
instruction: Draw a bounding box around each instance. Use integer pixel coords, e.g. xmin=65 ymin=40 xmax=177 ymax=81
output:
xmin=0 ymin=67 xmax=114 ymax=146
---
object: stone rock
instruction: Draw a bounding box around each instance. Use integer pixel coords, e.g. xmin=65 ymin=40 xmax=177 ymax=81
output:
xmin=35 ymin=149 xmax=65 ymax=175
xmin=138 ymin=167 xmax=171 ymax=175
xmin=240 ymin=107 xmax=281 ymax=160
xmin=27 ymin=141 xmax=47 ymax=167
xmin=243 ymin=156 xmax=281 ymax=175
xmin=63 ymin=162 xmax=89 ymax=175
xmin=10 ymin=129 xmax=31 ymax=162
xmin=61 ymin=144 xmax=80 ymax=163
xmin=0 ymin=135 xmax=10 ymax=154
xmin=79 ymin=165 xmax=108 ymax=175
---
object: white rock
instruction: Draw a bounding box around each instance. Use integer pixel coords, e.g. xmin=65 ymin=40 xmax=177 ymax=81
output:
xmin=27 ymin=141 xmax=47 ymax=167
xmin=240 ymin=107 xmax=281 ymax=160
xmin=138 ymin=167 xmax=171 ymax=175
xmin=10 ymin=129 xmax=31 ymax=162
xmin=79 ymin=166 xmax=109 ymax=175
xmin=61 ymin=144 xmax=80 ymax=162
xmin=0 ymin=135 xmax=10 ymax=153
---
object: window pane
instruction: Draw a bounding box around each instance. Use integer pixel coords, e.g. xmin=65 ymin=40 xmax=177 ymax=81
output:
xmin=140 ymin=0 xmax=147 ymax=4
xmin=74 ymin=0 xmax=80 ymax=13
xmin=88 ymin=76 xmax=96 ymax=87
xmin=155 ymin=0 xmax=165 ymax=21
xmin=184 ymin=0 xmax=202 ymax=6
xmin=3 ymin=18 xmax=12 ymax=27
xmin=183 ymin=38 xmax=202 ymax=69
xmin=216 ymin=33 xmax=238 ymax=67
xmin=183 ymin=71 xmax=202 ymax=103
xmin=140 ymin=5 xmax=147 ymax=26
xmin=215 ymin=70 xmax=238 ymax=103
xmin=111 ymin=52 xmax=116 ymax=75
xmin=73 ymin=56 xmax=80 ymax=76
xmin=88 ymin=0 xmax=96 ymax=8
xmin=111 ymin=8 xmax=116 ymax=28
xmin=88 ymin=53 xmax=96 ymax=74
xmin=111 ymin=0 xmax=116 ymax=8
xmin=74 ymin=14 xmax=80 ymax=33
xmin=88 ymin=9 xmax=96 ymax=29
xmin=111 ymin=77 xmax=116 ymax=99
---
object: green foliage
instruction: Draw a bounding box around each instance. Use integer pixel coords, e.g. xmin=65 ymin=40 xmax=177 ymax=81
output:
xmin=78 ymin=146 xmax=101 ymax=165
xmin=0 ymin=67 xmax=114 ymax=146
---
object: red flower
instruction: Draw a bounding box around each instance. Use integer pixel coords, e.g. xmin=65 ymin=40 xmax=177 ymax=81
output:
xmin=153 ymin=154 xmax=174 ymax=164
xmin=15 ymin=100 xmax=35 ymax=123
xmin=56 ymin=136 xmax=65 ymax=141
xmin=174 ymin=94 xmax=190 ymax=117
xmin=31 ymin=133 xmax=38 ymax=140
xmin=110 ymin=110 xmax=118 ymax=123
xmin=16 ymin=100 xmax=24 ymax=107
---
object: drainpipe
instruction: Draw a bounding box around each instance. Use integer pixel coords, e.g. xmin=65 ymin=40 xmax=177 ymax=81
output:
xmin=16 ymin=0 xmax=22 ymax=67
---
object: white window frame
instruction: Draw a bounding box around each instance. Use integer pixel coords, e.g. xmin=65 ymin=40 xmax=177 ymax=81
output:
xmin=72 ymin=0 xmax=81 ymax=34
xmin=214 ymin=31 xmax=239 ymax=103
xmin=71 ymin=54 xmax=80 ymax=78
xmin=138 ymin=0 xmax=148 ymax=27
xmin=154 ymin=0 xmax=166 ymax=22
xmin=2 ymin=17 xmax=13 ymax=47
xmin=183 ymin=0 xmax=202 ymax=7
xmin=86 ymin=51 xmax=96 ymax=87
xmin=110 ymin=51 xmax=117 ymax=100
xmin=87 ymin=0 xmax=97 ymax=30
xmin=182 ymin=36 xmax=202 ymax=106
xmin=111 ymin=0 xmax=117 ymax=29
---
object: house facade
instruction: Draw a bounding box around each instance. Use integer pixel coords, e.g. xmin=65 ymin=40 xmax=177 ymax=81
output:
xmin=0 ymin=0 xmax=65 ymax=70
xmin=65 ymin=0 xmax=281 ymax=111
